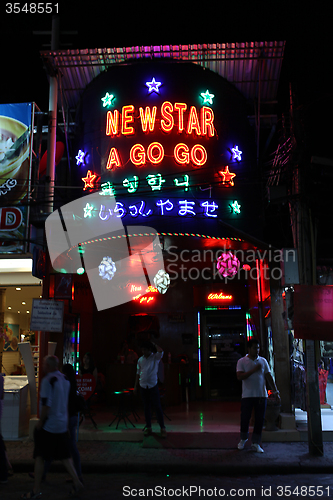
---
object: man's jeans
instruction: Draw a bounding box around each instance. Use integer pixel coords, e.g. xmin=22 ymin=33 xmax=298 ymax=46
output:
xmin=240 ymin=397 xmax=267 ymax=444
xmin=140 ymin=384 xmax=165 ymax=429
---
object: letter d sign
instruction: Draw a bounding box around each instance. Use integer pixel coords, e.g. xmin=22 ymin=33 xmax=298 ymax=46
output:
xmin=0 ymin=207 xmax=23 ymax=231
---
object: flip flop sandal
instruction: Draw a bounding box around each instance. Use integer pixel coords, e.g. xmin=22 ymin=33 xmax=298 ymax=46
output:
xmin=69 ymin=485 xmax=83 ymax=497
xmin=21 ymin=491 xmax=42 ymax=500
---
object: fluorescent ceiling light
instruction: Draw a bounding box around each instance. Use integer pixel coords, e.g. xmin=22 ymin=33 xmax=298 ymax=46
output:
xmin=0 ymin=259 xmax=33 ymax=273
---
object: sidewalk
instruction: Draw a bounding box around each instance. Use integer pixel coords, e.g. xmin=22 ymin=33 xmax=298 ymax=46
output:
xmin=5 ymin=400 xmax=333 ymax=475
xmin=6 ymin=438 xmax=333 ymax=475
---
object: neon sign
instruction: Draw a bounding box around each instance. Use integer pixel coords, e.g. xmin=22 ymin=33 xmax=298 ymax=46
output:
xmin=82 ymin=170 xmax=97 ymax=190
xmin=200 ymin=90 xmax=215 ymax=105
xmin=101 ymin=92 xmax=115 ymax=107
xmin=230 ymin=200 xmax=241 ymax=214
xmin=83 ymin=199 xmax=219 ymax=219
xmin=146 ymin=78 xmax=162 ymax=93
xmin=231 ymin=145 xmax=242 ymax=161
xmin=207 ymin=293 xmax=233 ymax=300
xmin=99 ymin=173 xmax=192 ymax=196
xmin=76 ymin=150 xmax=86 ymax=166
xmin=106 ymin=102 xmax=214 ymax=137
xmin=105 ymin=99 xmax=215 ymax=170
xmin=131 ymin=284 xmax=158 ymax=304
xmin=219 ymin=166 xmax=236 ymax=186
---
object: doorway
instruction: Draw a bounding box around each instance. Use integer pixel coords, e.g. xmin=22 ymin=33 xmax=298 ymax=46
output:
xmin=202 ymin=309 xmax=247 ymax=400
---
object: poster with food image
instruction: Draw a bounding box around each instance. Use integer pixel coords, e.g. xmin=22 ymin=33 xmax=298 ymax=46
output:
xmin=3 ymin=323 xmax=20 ymax=351
xmin=0 ymin=102 xmax=32 ymax=254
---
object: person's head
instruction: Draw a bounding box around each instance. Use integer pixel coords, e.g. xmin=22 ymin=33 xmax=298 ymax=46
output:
xmin=140 ymin=340 xmax=155 ymax=358
xmin=62 ymin=363 xmax=76 ymax=383
xmin=82 ymin=352 xmax=95 ymax=370
xmin=247 ymin=338 xmax=260 ymax=359
xmin=43 ymin=355 xmax=59 ymax=373
xmin=120 ymin=341 xmax=129 ymax=353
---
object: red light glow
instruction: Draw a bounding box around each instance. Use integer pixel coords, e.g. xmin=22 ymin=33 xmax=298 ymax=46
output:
xmin=106 ymin=148 xmax=122 ymax=169
xmin=82 ymin=170 xmax=97 ymax=190
xmin=207 ymin=293 xmax=233 ymax=300
xmin=139 ymin=106 xmax=157 ymax=133
xmin=105 ymin=102 xmax=215 ymax=137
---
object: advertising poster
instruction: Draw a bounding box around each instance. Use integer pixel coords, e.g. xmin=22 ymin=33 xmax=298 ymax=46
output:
xmin=0 ymin=102 xmax=32 ymax=253
xmin=3 ymin=323 xmax=20 ymax=351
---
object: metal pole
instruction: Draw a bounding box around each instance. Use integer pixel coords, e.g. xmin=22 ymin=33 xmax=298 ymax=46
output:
xmin=45 ymin=14 xmax=59 ymax=215
xmin=39 ymin=16 xmax=60 ymax=411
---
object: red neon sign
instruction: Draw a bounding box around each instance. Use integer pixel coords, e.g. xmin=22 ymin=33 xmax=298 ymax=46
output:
xmin=82 ymin=170 xmax=97 ymax=190
xmin=106 ymin=102 xmax=215 ymax=137
xmin=103 ymin=101 xmax=218 ymax=172
xmin=207 ymin=293 xmax=233 ymax=300
xmin=131 ymin=284 xmax=158 ymax=304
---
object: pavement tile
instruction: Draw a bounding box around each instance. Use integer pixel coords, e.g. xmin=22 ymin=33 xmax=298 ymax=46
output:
xmin=4 ymin=439 xmax=333 ymax=474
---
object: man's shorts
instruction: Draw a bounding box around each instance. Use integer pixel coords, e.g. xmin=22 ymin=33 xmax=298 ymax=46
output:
xmin=33 ymin=428 xmax=71 ymax=461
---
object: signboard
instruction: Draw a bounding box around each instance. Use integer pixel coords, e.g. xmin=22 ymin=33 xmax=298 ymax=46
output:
xmin=193 ymin=283 xmax=248 ymax=308
xmin=30 ymin=299 xmax=64 ymax=332
xmin=294 ymin=285 xmax=333 ymax=340
xmin=74 ymin=61 xmax=261 ymax=238
xmin=0 ymin=102 xmax=32 ymax=254
xmin=76 ymin=374 xmax=96 ymax=400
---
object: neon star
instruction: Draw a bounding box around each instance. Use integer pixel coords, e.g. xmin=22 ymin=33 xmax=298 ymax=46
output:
xmin=83 ymin=203 xmax=94 ymax=218
xmin=219 ymin=166 xmax=236 ymax=186
xmin=146 ymin=78 xmax=162 ymax=93
xmin=75 ymin=150 xmax=85 ymax=166
xmin=101 ymin=92 xmax=115 ymax=107
xmin=231 ymin=200 xmax=241 ymax=214
xmin=231 ymin=145 xmax=242 ymax=161
xmin=200 ymin=90 xmax=215 ymax=105
xmin=82 ymin=170 xmax=97 ymax=190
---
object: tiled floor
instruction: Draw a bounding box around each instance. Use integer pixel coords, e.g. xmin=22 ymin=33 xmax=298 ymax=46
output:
xmin=81 ymin=399 xmax=242 ymax=434
xmin=80 ymin=396 xmax=333 ymax=438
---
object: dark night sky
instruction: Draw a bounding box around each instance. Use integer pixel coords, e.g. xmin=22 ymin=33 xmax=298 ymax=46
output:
xmin=1 ymin=2 xmax=332 ymax=118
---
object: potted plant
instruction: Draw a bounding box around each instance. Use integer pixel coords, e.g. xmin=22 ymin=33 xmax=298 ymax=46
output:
xmin=264 ymin=390 xmax=281 ymax=431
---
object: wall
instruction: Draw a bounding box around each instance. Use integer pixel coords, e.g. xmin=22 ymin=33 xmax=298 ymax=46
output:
xmin=4 ymin=310 xmax=30 ymax=332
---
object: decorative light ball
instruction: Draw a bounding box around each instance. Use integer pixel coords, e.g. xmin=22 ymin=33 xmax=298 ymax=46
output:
xmin=98 ymin=256 xmax=116 ymax=281
xmin=216 ymin=251 xmax=240 ymax=278
xmin=153 ymin=269 xmax=170 ymax=294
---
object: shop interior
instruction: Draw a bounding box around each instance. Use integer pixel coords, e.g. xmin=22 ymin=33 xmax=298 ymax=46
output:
xmin=2 ymin=284 xmax=42 ymax=376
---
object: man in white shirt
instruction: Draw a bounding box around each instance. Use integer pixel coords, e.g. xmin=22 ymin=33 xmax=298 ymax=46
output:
xmin=236 ymin=338 xmax=280 ymax=453
xmin=134 ymin=341 xmax=166 ymax=437
xmin=21 ymin=356 xmax=83 ymax=500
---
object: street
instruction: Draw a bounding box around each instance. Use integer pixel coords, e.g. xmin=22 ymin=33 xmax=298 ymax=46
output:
xmin=2 ymin=472 xmax=333 ymax=499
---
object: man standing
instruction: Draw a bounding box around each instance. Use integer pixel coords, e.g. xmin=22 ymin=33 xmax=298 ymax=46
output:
xmin=236 ymin=338 xmax=280 ymax=453
xmin=21 ymin=356 xmax=83 ymax=500
xmin=134 ymin=341 xmax=166 ymax=437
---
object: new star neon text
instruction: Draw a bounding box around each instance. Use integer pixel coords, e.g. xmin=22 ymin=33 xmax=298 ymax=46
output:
xmin=105 ymin=103 xmax=214 ymax=137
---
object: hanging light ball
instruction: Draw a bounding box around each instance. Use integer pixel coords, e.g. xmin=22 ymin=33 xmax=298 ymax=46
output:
xmin=153 ymin=269 xmax=170 ymax=294
xmin=98 ymin=256 xmax=116 ymax=281
xmin=216 ymin=251 xmax=240 ymax=278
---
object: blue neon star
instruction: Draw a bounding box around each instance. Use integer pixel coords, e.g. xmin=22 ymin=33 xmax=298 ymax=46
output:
xmin=101 ymin=92 xmax=115 ymax=107
xmin=146 ymin=78 xmax=162 ymax=93
xmin=200 ymin=90 xmax=215 ymax=105
xmin=75 ymin=150 xmax=85 ymax=166
xmin=231 ymin=145 xmax=242 ymax=161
